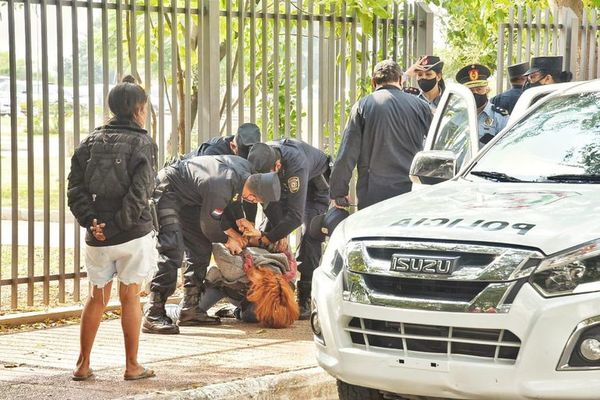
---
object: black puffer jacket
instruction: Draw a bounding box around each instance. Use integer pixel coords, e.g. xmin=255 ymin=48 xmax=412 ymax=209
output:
xmin=68 ymin=118 xmax=158 ymax=246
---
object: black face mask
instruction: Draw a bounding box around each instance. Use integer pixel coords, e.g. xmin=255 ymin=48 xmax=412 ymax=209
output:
xmin=474 ymin=93 xmax=488 ymax=109
xmin=417 ymin=77 xmax=437 ymax=93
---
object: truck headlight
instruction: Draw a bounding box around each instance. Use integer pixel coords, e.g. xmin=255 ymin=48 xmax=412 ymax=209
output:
xmin=318 ymin=219 xmax=348 ymax=279
xmin=530 ymin=239 xmax=600 ymax=297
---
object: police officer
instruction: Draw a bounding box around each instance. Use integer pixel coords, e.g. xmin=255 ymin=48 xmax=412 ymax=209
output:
xmin=456 ymin=64 xmax=509 ymax=147
xmin=247 ymin=139 xmax=330 ymax=320
xmin=491 ymin=61 xmax=529 ymax=114
xmin=330 ymin=59 xmax=432 ymax=210
xmin=524 ymin=56 xmax=573 ymax=88
xmin=182 ymin=122 xmax=261 ymax=159
xmin=143 ymin=156 xmax=280 ymax=334
xmin=404 ymin=55 xmax=446 ymax=111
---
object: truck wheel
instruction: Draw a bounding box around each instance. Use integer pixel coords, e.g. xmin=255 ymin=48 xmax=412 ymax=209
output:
xmin=337 ymin=379 xmax=384 ymax=400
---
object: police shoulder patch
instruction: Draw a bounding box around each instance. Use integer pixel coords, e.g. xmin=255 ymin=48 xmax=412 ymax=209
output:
xmin=492 ymin=104 xmax=509 ymax=116
xmin=288 ymin=176 xmax=300 ymax=193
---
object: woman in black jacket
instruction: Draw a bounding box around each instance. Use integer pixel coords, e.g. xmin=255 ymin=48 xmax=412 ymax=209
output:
xmin=68 ymin=75 xmax=158 ymax=381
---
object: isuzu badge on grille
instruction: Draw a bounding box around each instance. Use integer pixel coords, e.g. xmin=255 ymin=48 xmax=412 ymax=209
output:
xmin=390 ymin=254 xmax=459 ymax=275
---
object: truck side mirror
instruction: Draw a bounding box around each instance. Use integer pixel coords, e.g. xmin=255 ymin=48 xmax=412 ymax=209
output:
xmin=409 ymin=150 xmax=458 ymax=185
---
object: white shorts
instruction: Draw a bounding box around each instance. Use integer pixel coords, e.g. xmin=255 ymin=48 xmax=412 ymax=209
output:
xmin=84 ymin=231 xmax=158 ymax=289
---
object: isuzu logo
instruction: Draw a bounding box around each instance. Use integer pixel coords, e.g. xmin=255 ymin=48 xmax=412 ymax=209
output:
xmin=390 ymin=254 xmax=458 ymax=275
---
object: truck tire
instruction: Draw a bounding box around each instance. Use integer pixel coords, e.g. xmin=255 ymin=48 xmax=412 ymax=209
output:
xmin=337 ymin=379 xmax=384 ymax=400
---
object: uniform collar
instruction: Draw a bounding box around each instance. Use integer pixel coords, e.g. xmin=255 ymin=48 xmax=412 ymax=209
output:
xmin=478 ymin=101 xmax=493 ymax=117
xmin=376 ymin=84 xmax=402 ymax=92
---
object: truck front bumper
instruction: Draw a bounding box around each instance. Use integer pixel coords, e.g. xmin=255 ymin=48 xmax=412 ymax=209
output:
xmin=312 ymin=268 xmax=600 ymax=400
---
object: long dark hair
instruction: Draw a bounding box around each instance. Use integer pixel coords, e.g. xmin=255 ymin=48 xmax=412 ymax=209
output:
xmin=107 ymin=75 xmax=148 ymax=120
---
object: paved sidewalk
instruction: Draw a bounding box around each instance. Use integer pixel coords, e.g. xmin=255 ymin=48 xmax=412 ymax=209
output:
xmin=0 ymin=318 xmax=335 ymax=400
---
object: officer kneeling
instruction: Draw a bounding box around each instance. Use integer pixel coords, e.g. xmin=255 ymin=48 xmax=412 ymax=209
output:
xmin=143 ymin=155 xmax=280 ymax=334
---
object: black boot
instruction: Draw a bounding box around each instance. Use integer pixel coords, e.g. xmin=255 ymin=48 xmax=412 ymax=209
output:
xmin=142 ymin=292 xmax=180 ymax=334
xmin=297 ymin=281 xmax=312 ymax=321
xmin=177 ymin=287 xmax=221 ymax=326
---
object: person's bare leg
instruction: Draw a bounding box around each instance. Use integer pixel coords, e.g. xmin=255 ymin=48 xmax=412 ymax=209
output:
xmin=74 ymin=282 xmax=113 ymax=377
xmin=120 ymin=282 xmax=145 ymax=377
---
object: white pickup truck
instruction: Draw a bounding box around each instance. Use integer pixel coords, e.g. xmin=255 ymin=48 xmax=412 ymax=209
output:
xmin=311 ymin=80 xmax=600 ymax=400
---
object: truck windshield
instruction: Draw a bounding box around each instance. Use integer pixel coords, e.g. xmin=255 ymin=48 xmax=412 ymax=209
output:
xmin=468 ymin=92 xmax=600 ymax=183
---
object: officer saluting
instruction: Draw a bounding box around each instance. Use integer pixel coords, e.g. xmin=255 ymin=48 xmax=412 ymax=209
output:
xmin=143 ymin=156 xmax=280 ymax=334
xmin=182 ymin=122 xmax=261 ymax=160
xmin=456 ymin=64 xmax=509 ymax=147
xmin=403 ymin=55 xmax=446 ymax=111
xmin=491 ymin=61 xmax=529 ymax=114
xmin=247 ymin=139 xmax=330 ymax=319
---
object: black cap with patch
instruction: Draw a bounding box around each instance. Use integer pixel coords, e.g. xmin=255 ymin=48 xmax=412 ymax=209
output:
xmin=419 ymin=55 xmax=444 ymax=73
xmin=508 ymin=62 xmax=529 ymax=79
xmin=235 ymin=123 xmax=261 ymax=158
xmin=247 ymin=142 xmax=278 ymax=173
xmin=525 ymin=56 xmax=563 ymax=76
xmin=308 ymin=208 xmax=350 ymax=241
xmin=246 ymin=172 xmax=281 ymax=207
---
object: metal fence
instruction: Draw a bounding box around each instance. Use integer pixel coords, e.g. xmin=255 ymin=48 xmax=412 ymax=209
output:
xmin=0 ymin=0 xmax=433 ymax=311
xmin=496 ymin=6 xmax=600 ymax=93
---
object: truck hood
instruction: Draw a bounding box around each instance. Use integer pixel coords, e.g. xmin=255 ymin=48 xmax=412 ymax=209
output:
xmin=342 ymin=180 xmax=600 ymax=255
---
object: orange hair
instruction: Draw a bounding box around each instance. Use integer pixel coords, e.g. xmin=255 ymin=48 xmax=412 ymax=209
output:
xmin=246 ymin=266 xmax=299 ymax=329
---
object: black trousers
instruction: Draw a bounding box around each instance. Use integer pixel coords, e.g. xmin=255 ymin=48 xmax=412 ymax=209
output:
xmin=265 ymin=183 xmax=328 ymax=283
xmin=149 ymin=190 xmax=212 ymax=298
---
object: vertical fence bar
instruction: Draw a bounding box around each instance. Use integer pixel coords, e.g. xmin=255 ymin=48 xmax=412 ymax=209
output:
xmin=249 ymin=0 xmax=256 ymax=123
xmin=102 ymin=0 xmax=109 ymax=120
xmin=41 ymin=0 xmax=51 ymax=305
xmin=392 ymin=3 xmax=398 ymax=61
xmin=117 ymin=0 xmax=124 ymax=77
xmin=339 ymin=2 xmax=347 ymax=135
xmin=226 ymin=0 xmax=232 ymax=134
xmin=553 ymin=7 xmax=559 ymax=55
xmin=71 ymin=0 xmax=81 ymax=302
xmin=273 ymin=1 xmax=280 ymax=138
xmin=130 ymin=0 xmax=138 ymax=77
xmin=238 ymin=0 xmax=245 ymax=125
xmin=144 ymin=0 xmax=152 ymax=132
xmin=185 ymin=0 xmax=192 ymax=151
xmin=328 ymin=4 xmax=335 ymax=154
xmin=56 ymin=0 xmax=66 ymax=303
xmin=507 ymin=8 xmax=514 ymax=68
xmin=581 ymin=11 xmax=589 ymax=80
xmin=382 ymin=7 xmax=388 ymax=60
xmin=318 ymin=3 xmax=325 ymax=146
xmin=360 ymin=17 xmax=367 ymax=96
xmin=591 ymin=10 xmax=598 ymax=79
xmin=350 ymin=9 xmax=357 ymax=106
xmin=198 ymin=0 xmax=204 ymax=142
xmin=535 ymin=8 xmax=541 ymax=57
xmin=307 ymin=0 xmax=314 ymax=145
xmin=296 ymin=0 xmax=303 ymax=139
xmin=170 ymin=0 xmax=178 ymax=156
xmin=284 ymin=0 xmax=291 ymax=137
xmin=403 ymin=1 xmax=409 ymax=70
xmin=544 ymin=8 xmax=550 ymax=55
xmin=372 ymin=15 xmax=378 ymax=67
xmin=261 ymin=0 xmax=267 ymax=138
xmin=158 ymin=1 xmax=165 ymax=164
xmin=24 ymin=0 xmax=34 ymax=307
xmin=87 ymin=0 xmax=95 ymax=133
xmin=516 ymin=6 xmax=523 ymax=63
xmin=497 ymin=23 xmax=505 ymax=95
xmin=525 ymin=8 xmax=532 ymax=63
xmin=7 ymin=0 xmax=18 ymax=308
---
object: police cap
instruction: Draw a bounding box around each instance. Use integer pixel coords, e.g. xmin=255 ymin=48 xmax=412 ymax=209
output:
xmin=419 ymin=55 xmax=444 ymax=73
xmin=308 ymin=207 xmax=350 ymax=241
xmin=525 ymin=56 xmax=563 ymax=76
xmin=247 ymin=143 xmax=278 ymax=173
xmin=235 ymin=123 xmax=261 ymax=158
xmin=246 ymin=172 xmax=281 ymax=207
xmin=455 ymin=64 xmax=491 ymax=88
xmin=508 ymin=62 xmax=529 ymax=79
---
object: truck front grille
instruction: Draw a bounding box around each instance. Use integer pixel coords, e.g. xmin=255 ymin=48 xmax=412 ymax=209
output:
xmin=363 ymin=275 xmax=489 ymax=302
xmin=347 ymin=317 xmax=521 ymax=363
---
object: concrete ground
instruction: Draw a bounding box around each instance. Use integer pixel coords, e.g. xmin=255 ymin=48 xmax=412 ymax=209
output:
xmin=0 ymin=317 xmax=336 ymax=400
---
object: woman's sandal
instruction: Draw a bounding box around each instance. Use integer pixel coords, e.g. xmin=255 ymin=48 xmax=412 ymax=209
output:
xmin=72 ymin=369 xmax=94 ymax=381
xmin=124 ymin=367 xmax=156 ymax=381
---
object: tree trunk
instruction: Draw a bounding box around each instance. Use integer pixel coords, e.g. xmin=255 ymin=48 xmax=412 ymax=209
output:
xmin=549 ymin=0 xmax=583 ymax=19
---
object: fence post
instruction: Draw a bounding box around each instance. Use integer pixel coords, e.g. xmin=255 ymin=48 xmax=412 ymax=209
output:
xmin=415 ymin=1 xmax=433 ymax=58
xmin=559 ymin=7 xmax=579 ymax=76
xmin=201 ymin=0 xmax=221 ymax=136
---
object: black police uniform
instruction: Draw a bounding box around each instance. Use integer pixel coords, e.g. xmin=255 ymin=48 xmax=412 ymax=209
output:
xmin=491 ymin=62 xmax=529 ymax=114
xmin=330 ymin=85 xmax=432 ymax=210
xmin=262 ymin=139 xmax=330 ymax=282
xmin=182 ymin=135 xmax=235 ymax=159
xmin=149 ymin=155 xmax=248 ymax=302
